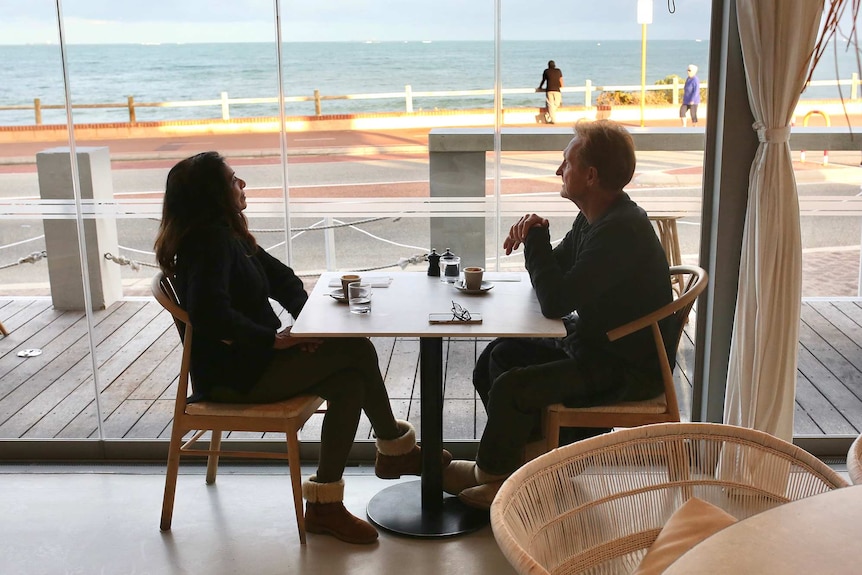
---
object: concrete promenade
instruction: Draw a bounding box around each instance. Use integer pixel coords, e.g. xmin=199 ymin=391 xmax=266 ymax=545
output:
xmin=1 ymin=104 xmax=861 ymax=298
xmin=0 ymin=98 xmax=859 ymax=165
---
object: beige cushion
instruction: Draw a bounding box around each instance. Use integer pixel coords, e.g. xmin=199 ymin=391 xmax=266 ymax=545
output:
xmin=547 ymin=394 xmax=667 ymax=415
xmin=633 ymin=497 xmax=737 ymax=575
xmin=185 ymin=395 xmax=323 ymax=418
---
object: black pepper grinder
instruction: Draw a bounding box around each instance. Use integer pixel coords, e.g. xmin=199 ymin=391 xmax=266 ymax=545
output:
xmin=427 ymin=248 xmax=440 ymax=276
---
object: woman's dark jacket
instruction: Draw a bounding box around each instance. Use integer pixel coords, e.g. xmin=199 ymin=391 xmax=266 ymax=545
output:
xmin=173 ymin=224 xmax=307 ymax=397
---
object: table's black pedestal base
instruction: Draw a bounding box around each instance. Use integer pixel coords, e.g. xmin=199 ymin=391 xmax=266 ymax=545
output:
xmin=366 ymin=480 xmax=489 ymax=538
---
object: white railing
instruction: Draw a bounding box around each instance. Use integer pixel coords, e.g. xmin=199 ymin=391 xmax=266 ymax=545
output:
xmin=2 ymin=74 xmax=860 ymax=125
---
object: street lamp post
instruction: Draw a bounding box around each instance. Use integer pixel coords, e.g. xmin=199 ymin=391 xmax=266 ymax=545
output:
xmin=637 ymin=0 xmax=653 ymax=128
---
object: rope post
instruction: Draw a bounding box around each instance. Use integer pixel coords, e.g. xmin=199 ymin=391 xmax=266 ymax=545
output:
xmin=314 ymin=89 xmax=322 ymax=116
xmin=324 ymin=217 xmax=336 ymax=270
xmin=823 ymin=150 xmax=829 ymax=166
xmin=405 ymin=84 xmax=414 ymax=113
xmin=220 ymin=91 xmax=230 ymax=120
xmin=852 ymin=72 xmax=859 ymax=101
xmin=672 ymin=76 xmax=679 ymax=106
xmin=127 ymin=96 xmax=136 ymax=124
xmin=584 ymin=80 xmax=592 ymax=107
xmin=34 ymin=98 xmax=42 ymax=125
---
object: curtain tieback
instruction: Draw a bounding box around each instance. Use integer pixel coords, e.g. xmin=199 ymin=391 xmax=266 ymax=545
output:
xmin=753 ymin=122 xmax=791 ymax=143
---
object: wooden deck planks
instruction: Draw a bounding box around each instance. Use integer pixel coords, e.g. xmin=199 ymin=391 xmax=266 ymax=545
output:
xmin=0 ymin=308 xmax=107 ymax=435
xmin=444 ymin=338 xmax=486 ymax=440
xmin=795 ymin=301 xmax=862 ymax=433
xmin=0 ymin=299 xmax=858 ymax=442
xmin=28 ymin=302 xmax=170 ymax=438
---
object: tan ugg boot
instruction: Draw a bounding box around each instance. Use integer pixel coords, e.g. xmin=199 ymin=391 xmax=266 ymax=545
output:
xmin=302 ymin=476 xmax=378 ymax=545
xmin=442 ymin=460 xmax=509 ymax=496
xmin=458 ymin=480 xmax=506 ymax=510
xmin=374 ymin=419 xmax=452 ymax=479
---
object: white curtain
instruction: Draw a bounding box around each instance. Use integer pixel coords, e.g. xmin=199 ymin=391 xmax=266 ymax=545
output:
xmin=724 ymin=0 xmax=824 ymax=441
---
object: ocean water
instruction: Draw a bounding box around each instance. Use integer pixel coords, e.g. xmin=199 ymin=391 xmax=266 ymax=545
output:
xmin=0 ymin=40 xmax=855 ymax=125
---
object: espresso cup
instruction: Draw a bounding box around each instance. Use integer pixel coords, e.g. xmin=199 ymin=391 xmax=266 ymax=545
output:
xmin=463 ymin=266 xmax=484 ymax=290
xmin=348 ymin=281 xmax=372 ymax=314
xmin=340 ymin=274 xmax=360 ymax=296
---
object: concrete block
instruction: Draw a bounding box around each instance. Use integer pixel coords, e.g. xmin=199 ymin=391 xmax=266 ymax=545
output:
xmin=36 ymin=147 xmax=120 ymax=310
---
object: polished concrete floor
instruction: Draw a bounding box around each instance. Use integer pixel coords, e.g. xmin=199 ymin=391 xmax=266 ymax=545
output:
xmin=0 ymin=463 xmax=515 ymax=575
xmin=1 ymin=461 xmax=850 ymax=575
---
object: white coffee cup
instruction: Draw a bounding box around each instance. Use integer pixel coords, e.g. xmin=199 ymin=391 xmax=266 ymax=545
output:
xmin=463 ymin=266 xmax=484 ymax=290
xmin=340 ymin=274 xmax=360 ymax=296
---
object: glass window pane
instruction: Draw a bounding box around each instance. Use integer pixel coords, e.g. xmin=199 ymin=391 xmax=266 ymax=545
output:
xmin=0 ymin=2 xmax=102 ymax=441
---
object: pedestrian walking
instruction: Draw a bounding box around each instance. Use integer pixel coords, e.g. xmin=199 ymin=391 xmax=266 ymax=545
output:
xmin=680 ymin=64 xmax=700 ymax=127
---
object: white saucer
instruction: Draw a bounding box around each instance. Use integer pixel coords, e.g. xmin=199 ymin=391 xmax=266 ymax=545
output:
xmin=454 ymin=280 xmax=494 ymax=294
xmin=328 ymin=288 xmax=349 ymax=303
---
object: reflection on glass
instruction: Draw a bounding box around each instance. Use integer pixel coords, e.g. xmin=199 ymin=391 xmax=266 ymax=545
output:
xmin=6 ymin=2 xmax=856 ymax=446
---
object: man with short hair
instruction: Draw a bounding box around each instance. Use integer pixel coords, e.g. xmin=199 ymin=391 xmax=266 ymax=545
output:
xmin=537 ymin=60 xmax=564 ymax=124
xmin=443 ymin=120 xmax=673 ymax=509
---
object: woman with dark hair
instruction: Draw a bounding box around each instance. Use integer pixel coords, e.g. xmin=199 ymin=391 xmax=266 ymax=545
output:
xmin=154 ymin=151 xmax=445 ymax=544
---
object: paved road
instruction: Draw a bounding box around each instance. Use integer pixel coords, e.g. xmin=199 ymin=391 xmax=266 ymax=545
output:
xmin=1 ymin=125 xmax=861 ymax=297
xmin=0 ymin=128 xmax=431 ymax=166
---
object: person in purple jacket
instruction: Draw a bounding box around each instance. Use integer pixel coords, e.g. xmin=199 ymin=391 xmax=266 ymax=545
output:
xmin=154 ymin=151 xmax=451 ymax=545
xmin=680 ymin=64 xmax=701 ymax=127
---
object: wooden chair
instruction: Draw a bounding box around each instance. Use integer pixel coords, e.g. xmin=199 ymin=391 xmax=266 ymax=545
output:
xmin=648 ymin=215 xmax=684 ymax=294
xmin=493 ymin=422 xmax=849 ymax=575
xmin=848 ymin=434 xmax=862 ymax=484
xmin=152 ymin=272 xmax=325 ymax=544
xmin=535 ymin=265 xmax=708 ymax=455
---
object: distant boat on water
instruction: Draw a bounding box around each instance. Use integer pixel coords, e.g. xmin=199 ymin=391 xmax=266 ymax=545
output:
xmin=422 ymin=40 xmax=432 ymax=44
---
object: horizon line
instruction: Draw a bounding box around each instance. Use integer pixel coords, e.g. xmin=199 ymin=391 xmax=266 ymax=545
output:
xmin=0 ymin=38 xmax=709 ymax=47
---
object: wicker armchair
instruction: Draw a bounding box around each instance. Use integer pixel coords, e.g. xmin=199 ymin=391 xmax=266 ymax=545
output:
xmin=492 ymin=422 xmax=848 ymax=575
xmin=848 ymin=434 xmax=862 ymax=485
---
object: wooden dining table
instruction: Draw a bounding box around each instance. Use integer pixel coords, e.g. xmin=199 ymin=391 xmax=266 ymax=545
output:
xmin=664 ymin=484 xmax=862 ymax=574
xmin=291 ymin=271 xmax=565 ymax=537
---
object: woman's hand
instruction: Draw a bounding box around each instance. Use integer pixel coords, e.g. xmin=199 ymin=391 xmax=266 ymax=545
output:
xmin=503 ymin=213 xmax=549 ymax=255
xmin=273 ymin=326 xmax=324 ymax=352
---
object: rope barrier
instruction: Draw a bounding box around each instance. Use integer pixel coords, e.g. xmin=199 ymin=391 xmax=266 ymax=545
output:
xmin=352 ymin=253 xmax=428 ymax=272
xmin=103 ymin=252 xmax=159 ymax=270
xmin=104 ymin=252 xmax=141 ymax=271
xmin=0 ymin=213 xmax=426 ymax=278
xmin=0 ymin=250 xmax=47 ymax=270
xmin=294 ymin=253 xmax=429 ymax=278
xmin=0 ymin=244 xmax=555 ymax=279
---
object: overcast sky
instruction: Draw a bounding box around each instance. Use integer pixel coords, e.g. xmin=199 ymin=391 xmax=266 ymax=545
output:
xmin=0 ymin=0 xmax=713 ymax=44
